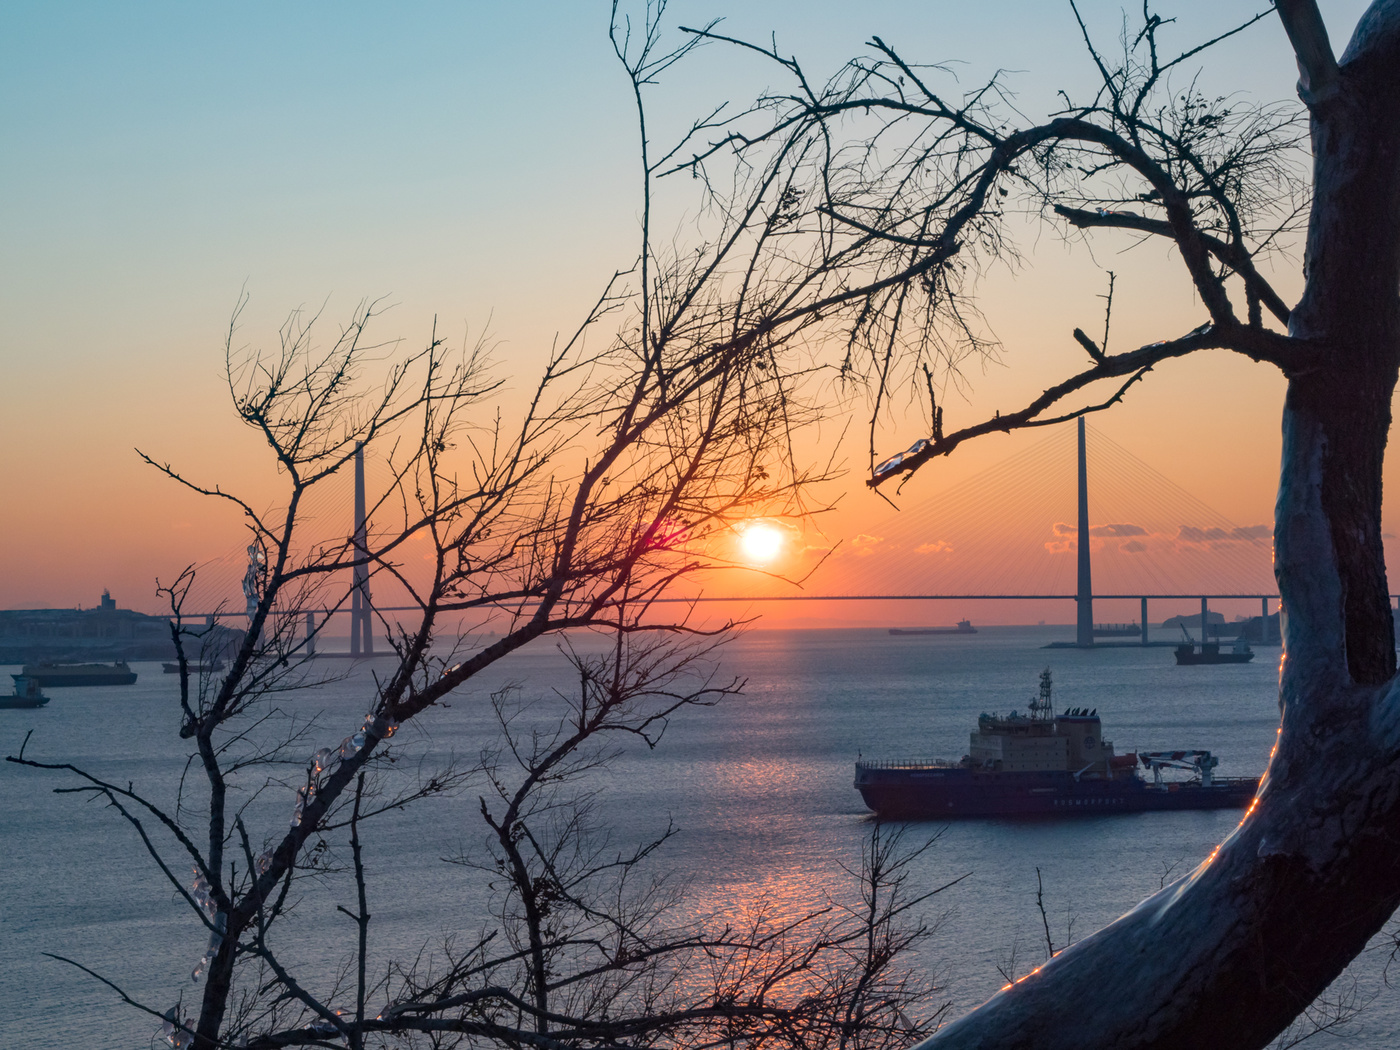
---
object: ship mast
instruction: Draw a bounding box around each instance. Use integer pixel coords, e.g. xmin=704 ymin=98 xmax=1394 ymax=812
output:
xmin=1030 ymin=667 xmax=1054 ymax=720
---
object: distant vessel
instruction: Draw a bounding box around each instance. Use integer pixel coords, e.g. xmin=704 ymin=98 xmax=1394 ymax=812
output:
xmin=16 ymin=661 xmax=137 ymax=687
xmin=1174 ymin=627 xmax=1254 ymax=665
xmin=162 ymin=659 xmax=224 ymax=675
xmin=1093 ymin=622 xmax=1141 ymax=637
xmin=889 ymin=619 xmax=978 ymax=636
xmin=854 ymin=669 xmax=1259 ymax=818
xmin=0 ymin=675 xmax=50 ymax=709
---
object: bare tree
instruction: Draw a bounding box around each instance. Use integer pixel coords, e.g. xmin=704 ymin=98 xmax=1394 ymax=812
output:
xmin=4 ymin=6 xmax=960 ymax=1049
xmin=655 ymin=1 xmax=1400 ymax=1045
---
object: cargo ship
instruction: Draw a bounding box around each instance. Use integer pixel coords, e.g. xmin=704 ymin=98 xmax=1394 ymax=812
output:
xmin=0 ymin=675 xmax=50 ymax=709
xmin=889 ymin=620 xmax=978 ymax=636
xmin=1174 ymin=638 xmax=1254 ymax=665
xmin=854 ymin=669 xmax=1259 ymax=818
xmin=15 ymin=661 xmax=138 ymax=687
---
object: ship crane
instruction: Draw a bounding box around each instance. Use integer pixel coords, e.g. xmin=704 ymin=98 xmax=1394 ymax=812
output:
xmin=1138 ymin=750 xmax=1219 ymax=788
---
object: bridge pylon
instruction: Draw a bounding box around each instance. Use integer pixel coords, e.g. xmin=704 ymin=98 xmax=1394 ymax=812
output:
xmin=350 ymin=442 xmax=373 ymax=657
xmin=1076 ymin=417 xmax=1094 ymax=647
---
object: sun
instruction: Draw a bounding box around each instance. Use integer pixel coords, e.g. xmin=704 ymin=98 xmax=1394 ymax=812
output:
xmin=739 ymin=521 xmax=786 ymax=565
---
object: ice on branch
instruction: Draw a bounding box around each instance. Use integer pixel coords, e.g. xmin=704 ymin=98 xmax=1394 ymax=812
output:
xmin=291 ymin=715 xmax=399 ymax=827
xmin=161 ymin=1007 xmax=192 ymax=1049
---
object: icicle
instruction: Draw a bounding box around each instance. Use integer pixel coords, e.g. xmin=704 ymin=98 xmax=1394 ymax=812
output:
xmin=190 ymin=866 xmax=216 ymax=920
xmin=325 ymin=713 xmax=392 ymax=768
xmin=366 ymin=713 xmax=398 ymax=739
xmin=293 ymin=715 xmax=398 ymax=833
xmin=291 ymin=784 xmax=313 ymax=827
xmin=338 ymin=730 xmax=366 ymax=759
xmin=191 ymin=918 xmax=225 ymax=982
xmin=311 ymin=746 xmax=336 ymax=777
xmin=302 ymin=1010 xmax=345 ymax=1036
xmin=162 ymin=1007 xmax=193 ymax=1049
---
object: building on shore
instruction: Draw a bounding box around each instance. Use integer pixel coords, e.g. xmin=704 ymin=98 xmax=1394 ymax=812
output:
xmin=0 ymin=591 xmax=241 ymax=664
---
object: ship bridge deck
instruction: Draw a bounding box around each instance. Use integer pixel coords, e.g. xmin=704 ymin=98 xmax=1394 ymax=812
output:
xmin=855 ymin=758 xmax=961 ymax=771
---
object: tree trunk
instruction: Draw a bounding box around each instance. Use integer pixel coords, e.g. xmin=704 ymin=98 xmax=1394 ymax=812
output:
xmin=918 ymin=6 xmax=1400 ymax=1047
xmin=195 ymin=925 xmax=238 ymax=1050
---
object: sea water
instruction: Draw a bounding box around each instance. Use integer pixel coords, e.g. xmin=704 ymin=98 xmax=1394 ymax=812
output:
xmin=0 ymin=627 xmax=1392 ymax=1046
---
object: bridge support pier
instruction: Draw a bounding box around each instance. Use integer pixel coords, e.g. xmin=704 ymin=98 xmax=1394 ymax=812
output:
xmin=350 ymin=442 xmax=373 ymax=658
xmin=1142 ymin=597 xmax=1148 ymax=646
xmin=1076 ymin=418 xmax=1094 ymax=647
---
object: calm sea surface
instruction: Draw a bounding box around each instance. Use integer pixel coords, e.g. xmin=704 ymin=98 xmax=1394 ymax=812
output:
xmin=1 ymin=627 xmax=1392 ymax=1046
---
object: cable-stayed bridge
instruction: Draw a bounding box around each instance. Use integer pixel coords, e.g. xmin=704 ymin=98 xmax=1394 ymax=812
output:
xmin=678 ymin=419 xmax=1281 ymax=646
xmin=176 ymin=422 xmax=1292 ymax=649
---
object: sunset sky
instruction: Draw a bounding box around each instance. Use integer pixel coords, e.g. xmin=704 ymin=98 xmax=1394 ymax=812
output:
xmin=1 ymin=0 xmax=1386 ymax=628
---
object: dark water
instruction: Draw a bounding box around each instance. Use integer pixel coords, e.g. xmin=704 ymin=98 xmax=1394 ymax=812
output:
xmin=0 ymin=628 xmax=1391 ymax=1046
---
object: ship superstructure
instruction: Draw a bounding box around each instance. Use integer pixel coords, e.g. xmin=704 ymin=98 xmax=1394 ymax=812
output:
xmin=966 ymin=669 xmax=1117 ymax=775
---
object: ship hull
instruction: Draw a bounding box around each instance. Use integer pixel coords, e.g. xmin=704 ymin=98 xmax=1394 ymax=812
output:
xmin=854 ymin=765 xmax=1258 ymax=818
xmin=0 ymin=694 xmax=49 ymax=709
xmin=17 ymin=663 xmax=137 ymax=686
xmin=1174 ymin=646 xmax=1253 ymax=665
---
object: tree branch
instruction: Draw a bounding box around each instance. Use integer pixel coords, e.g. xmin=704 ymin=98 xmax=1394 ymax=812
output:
xmin=1275 ymin=0 xmax=1341 ymax=105
xmin=1054 ymin=204 xmax=1293 ymax=326
xmin=872 ymin=322 xmax=1225 ymax=485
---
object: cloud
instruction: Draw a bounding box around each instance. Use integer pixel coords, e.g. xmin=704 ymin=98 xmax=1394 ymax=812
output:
xmin=1230 ymin=524 xmax=1272 ymax=541
xmin=1121 ymin=540 xmax=1148 ymax=554
xmin=1048 ymin=522 xmax=1147 ymax=538
xmin=1178 ymin=524 xmax=1272 ymax=543
xmin=915 ymin=540 xmax=953 ymax=555
xmin=1089 ymin=522 xmax=1147 ymax=537
xmin=1043 ymin=522 xmax=1077 ymax=553
xmin=1179 ymin=525 xmax=1229 ymax=542
xmin=850 ymin=533 xmax=884 ymax=557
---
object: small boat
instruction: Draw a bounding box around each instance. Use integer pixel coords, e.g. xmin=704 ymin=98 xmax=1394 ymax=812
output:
xmin=854 ymin=669 xmax=1258 ymax=818
xmin=0 ymin=676 xmax=50 ymax=709
xmin=16 ymin=661 xmax=138 ymax=686
xmin=162 ymin=659 xmax=225 ymax=675
xmin=889 ymin=619 xmax=978 ymax=636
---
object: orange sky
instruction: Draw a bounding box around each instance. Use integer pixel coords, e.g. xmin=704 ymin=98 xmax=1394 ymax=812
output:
xmin=2 ymin=1 xmax=1388 ymax=629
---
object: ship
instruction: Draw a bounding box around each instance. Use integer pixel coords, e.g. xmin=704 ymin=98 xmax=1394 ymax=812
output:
xmin=1174 ymin=627 xmax=1254 ymax=665
xmin=889 ymin=619 xmax=978 ymax=636
xmin=1093 ymin=622 xmax=1141 ymax=637
xmin=15 ymin=661 xmax=138 ymax=687
xmin=0 ymin=675 xmax=50 ymax=709
xmin=853 ymin=669 xmax=1259 ymax=818
xmin=162 ymin=659 xmax=225 ymax=675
